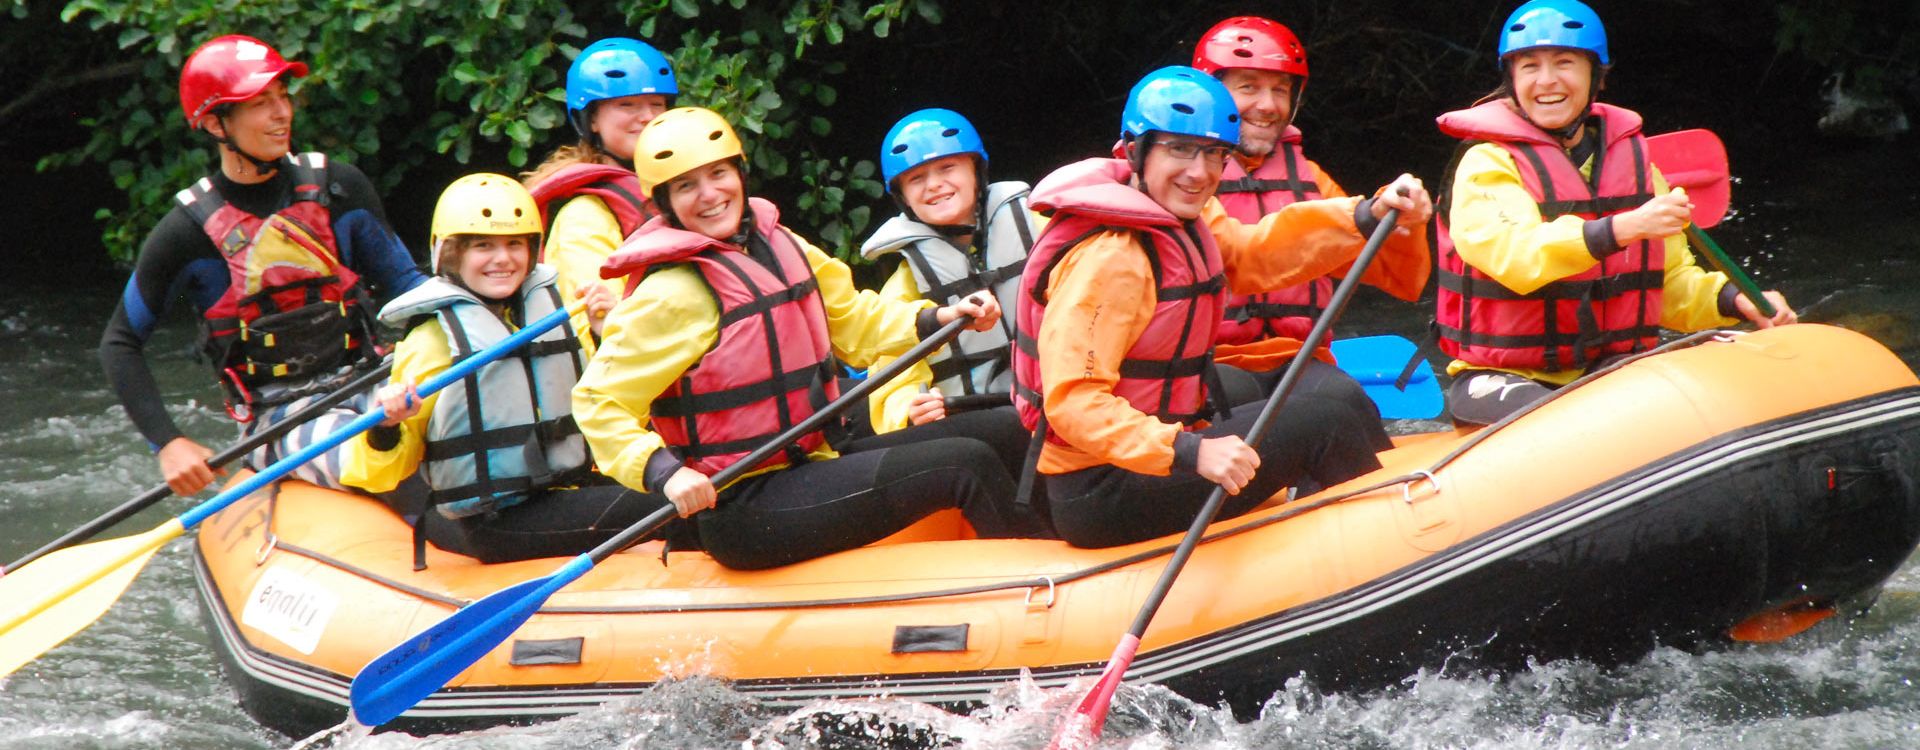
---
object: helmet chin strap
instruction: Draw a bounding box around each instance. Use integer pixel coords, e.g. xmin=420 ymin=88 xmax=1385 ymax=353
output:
xmin=210 ymin=115 xmax=283 ymax=177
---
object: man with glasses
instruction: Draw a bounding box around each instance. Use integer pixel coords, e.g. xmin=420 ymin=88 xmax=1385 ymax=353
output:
xmin=1008 ymin=66 xmax=1427 ymax=548
xmin=1194 ymin=17 xmax=1433 ymax=450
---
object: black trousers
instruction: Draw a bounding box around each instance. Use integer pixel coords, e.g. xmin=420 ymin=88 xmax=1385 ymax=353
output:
xmin=1246 ymin=357 xmax=1394 ymax=452
xmin=696 ymin=419 xmax=1047 ymax=570
xmin=1045 ymin=396 xmax=1383 ymax=549
xmin=425 ymin=475 xmax=696 ymax=564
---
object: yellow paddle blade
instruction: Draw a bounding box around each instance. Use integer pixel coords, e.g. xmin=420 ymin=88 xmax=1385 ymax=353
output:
xmin=0 ymin=518 xmax=184 ymax=679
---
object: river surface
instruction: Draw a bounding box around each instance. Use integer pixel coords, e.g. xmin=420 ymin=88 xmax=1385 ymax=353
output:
xmin=1 ymin=140 xmax=1916 ymax=749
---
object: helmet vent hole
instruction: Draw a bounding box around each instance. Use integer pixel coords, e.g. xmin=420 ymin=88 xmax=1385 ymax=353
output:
xmin=890 ymin=144 xmax=910 ymax=154
xmin=1236 ymin=35 xmax=1254 ymax=44
xmin=940 ymin=128 xmax=959 ymax=137
xmin=1171 ymin=103 xmax=1195 ymax=115
xmin=1510 ymin=23 xmax=1527 ymax=32
xmin=513 ymin=208 xmax=523 ymax=217
xmin=658 ymin=67 xmax=671 ymax=76
xmin=707 ymin=130 xmax=722 ymax=141
xmin=1232 ymin=49 xmax=1253 ymax=58
xmin=1563 ymin=20 xmax=1584 ymax=29
xmin=606 ymin=70 xmax=627 ymax=78
xmin=655 ymin=150 xmax=674 ymax=160
xmin=1228 ymin=113 xmax=1240 ymax=123
xmin=481 ymin=208 xmax=493 ymax=218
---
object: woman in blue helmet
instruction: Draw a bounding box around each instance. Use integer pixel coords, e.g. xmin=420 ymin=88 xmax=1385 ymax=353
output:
xmin=1434 ymin=0 xmax=1795 ymax=425
xmin=522 ymin=37 xmax=678 ymax=353
xmin=858 ymin=109 xmax=1044 ymax=435
xmin=1010 ymin=67 xmax=1421 ymax=548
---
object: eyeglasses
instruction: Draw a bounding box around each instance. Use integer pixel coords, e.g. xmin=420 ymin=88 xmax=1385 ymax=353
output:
xmin=1151 ymin=139 xmax=1235 ymax=166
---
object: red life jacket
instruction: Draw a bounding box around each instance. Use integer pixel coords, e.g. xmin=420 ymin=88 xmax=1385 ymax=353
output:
xmin=175 ymin=152 xmax=380 ymax=414
xmin=1433 ymin=101 xmax=1663 ymax=372
xmin=1012 ymin=159 xmax=1227 ymax=442
xmin=1212 ymin=127 xmax=1334 ymax=346
xmin=527 ymin=163 xmax=655 ymax=248
xmin=599 ymin=198 xmax=839 ymax=477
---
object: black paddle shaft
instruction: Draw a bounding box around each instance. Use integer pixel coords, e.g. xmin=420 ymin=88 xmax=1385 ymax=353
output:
xmin=3 ymin=361 xmax=393 ymax=572
xmin=1123 ymin=201 xmax=1406 ymax=639
xmin=582 ymin=315 xmax=978 ymax=564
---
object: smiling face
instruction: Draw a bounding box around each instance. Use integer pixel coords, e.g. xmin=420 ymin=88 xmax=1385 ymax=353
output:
xmin=896 ymin=154 xmax=979 ymax=227
xmin=1135 ymin=133 xmax=1230 ymax=220
xmin=202 ymin=78 xmax=294 ymax=164
xmin=1219 ymin=68 xmax=1296 ymax=158
xmin=453 ymin=234 xmax=533 ymax=300
xmin=590 ymin=93 xmax=671 ymax=161
xmin=1507 ymin=48 xmax=1593 ymax=135
xmin=665 ymin=160 xmax=746 ymax=241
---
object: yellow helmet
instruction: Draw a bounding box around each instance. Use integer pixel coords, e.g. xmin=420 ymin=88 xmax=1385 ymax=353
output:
xmin=429 ymin=173 xmax=543 ymax=273
xmin=632 ymin=106 xmax=745 ymax=194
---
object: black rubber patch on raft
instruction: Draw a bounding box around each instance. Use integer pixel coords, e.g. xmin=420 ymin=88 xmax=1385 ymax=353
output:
xmin=510 ymin=637 xmax=585 ymax=666
xmin=892 ymin=624 xmax=970 ymax=653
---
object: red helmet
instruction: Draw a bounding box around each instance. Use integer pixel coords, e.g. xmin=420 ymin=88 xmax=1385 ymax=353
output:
xmin=1192 ymin=17 xmax=1309 ymax=80
xmin=178 ymin=35 xmax=308 ymax=126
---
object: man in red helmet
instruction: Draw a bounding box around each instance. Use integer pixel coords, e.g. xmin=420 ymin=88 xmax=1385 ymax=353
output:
xmin=100 ymin=35 xmax=427 ymax=496
xmin=1193 ymin=16 xmax=1433 ymax=449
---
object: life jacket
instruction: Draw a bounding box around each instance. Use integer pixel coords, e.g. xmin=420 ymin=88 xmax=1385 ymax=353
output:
xmin=377 ymin=266 xmax=589 ymax=518
xmin=600 ymin=199 xmax=839 ymax=477
xmin=1212 ymin=127 xmax=1335 ymax=346
xmin=527 ymin=163 xmax=655 ymax=247
xmin=1011 ymin=159 xmax=1228 ymax=443
xmin=859 ymin=181 xmax=1039 ymax=396
xmin=1433 ymin=101 xmax=1664 ymax=372
xmin=176 ymin=152 xmax=381 ymax=418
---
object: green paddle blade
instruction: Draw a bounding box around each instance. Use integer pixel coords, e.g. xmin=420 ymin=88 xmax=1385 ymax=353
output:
xmin=0 ymin=519 xmax=184 ymax=678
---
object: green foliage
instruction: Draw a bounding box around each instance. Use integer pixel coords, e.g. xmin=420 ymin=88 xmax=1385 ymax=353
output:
xmin=1775 ymin=0 xmax=1920 ymax=101
xmin=41 ymin=0 xmax=941 ymax=263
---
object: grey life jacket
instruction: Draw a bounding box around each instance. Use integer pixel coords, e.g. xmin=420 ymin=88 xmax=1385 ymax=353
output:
xmin=859 ymin=181 xmax=1039 ymax=395
xmin=377 ymin=265 xmax=588 ymax=518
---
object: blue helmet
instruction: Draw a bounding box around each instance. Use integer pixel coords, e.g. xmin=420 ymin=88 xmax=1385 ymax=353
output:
xmin=1497 ymin=0 xmax=1609 ymax=67
xmin=880 ymin=109 xmax=988 ymax=192
xmin=1121 ymin=66 xmax=1240 ymax=146
xmin=566 ymin=38 xmax=678 ymax=137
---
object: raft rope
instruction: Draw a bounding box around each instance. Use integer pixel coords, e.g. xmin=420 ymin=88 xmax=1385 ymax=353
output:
xmin=260 ymin=332 xmax=1742 ymax=616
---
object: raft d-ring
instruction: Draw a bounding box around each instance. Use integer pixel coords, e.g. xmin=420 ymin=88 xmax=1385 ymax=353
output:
xmin=1026 ymin=576 xmax=1056 ymax=608
xmin=254 ymin=532 xmax=279 ymax=566
xmin=1402 ymin=470 xmax=1440 ymax=505
xmin=1712 ymin=329 xmax=1749 ymax=344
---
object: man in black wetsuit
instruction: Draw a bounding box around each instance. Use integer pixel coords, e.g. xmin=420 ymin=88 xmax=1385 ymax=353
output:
xmin=99 ymin=35 xmax=426 ymax=496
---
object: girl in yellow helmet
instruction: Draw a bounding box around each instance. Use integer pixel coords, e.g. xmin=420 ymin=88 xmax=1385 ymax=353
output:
xmin=342 ymin=174 xmax=688 ymax=565
xmin=574 ymin=107 xmax=1047 ymax=570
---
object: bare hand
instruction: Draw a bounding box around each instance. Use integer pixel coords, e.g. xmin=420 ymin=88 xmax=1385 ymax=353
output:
xmin=1371 ymin=173 xmax=1433 ymax=228
xmin=578 ymin=283 xmax=617 ymax=337
xmin=936 ymin=292 xmax=1000 ymax=333
xmin=908 ymin=388 xmax=947 ymax=425
xmin=1734 ymin=290 xmax=1797 ymax=328
xmin=663 ymin=466 xmax=717 ymax=517
xmin=158 ymin=437 xmax=222 ymax=495
xmin=1195 ymin=435 xmax=1260 ymax=495
xmin=375 ymin=380 xmax=422 ymax=426
xmin=1616 ymin=189 xmax=1694 ymax=244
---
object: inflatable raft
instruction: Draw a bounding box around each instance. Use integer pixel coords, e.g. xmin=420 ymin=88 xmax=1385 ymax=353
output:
xmin=192 ymin=324 xmax=1920 ymax=736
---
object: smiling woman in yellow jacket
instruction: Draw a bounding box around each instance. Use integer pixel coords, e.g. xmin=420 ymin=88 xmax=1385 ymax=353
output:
xmin=1435 ymin=0 xmax=1796 ymax=425
xmin=572 ymin=107 xmax=1047 ymax=570
xmin=341 ymin=174 xmax=685 ymax=565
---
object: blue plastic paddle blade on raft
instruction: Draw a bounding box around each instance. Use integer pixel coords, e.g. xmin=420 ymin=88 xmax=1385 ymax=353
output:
xmin=1330 ymin=335 xmax=1446 ymax=420
xmin=349 ymin=555 xmax=593 ymax=726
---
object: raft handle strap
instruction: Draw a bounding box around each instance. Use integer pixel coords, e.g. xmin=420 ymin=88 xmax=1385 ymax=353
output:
xmin=1401 ymin=470 xmax=1440 ymax=505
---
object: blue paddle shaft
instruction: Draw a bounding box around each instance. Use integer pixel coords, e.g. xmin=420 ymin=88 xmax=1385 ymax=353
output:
xmin=178 ymin=307 xmax=573 ymax=530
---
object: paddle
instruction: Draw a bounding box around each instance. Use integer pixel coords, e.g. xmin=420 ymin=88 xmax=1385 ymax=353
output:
xmin=1644 ymin=129 xmax=1779 ymax=318
xmin=1049 ymin=197 xmax=1405 ymax=749
xmin=1328 ymin=335 xmax=1444 ymax=420
xmin=349 ymin=313 xmax=979 ymax=728
xmin=0 ymin=303 xmax=581 ymax=680
xmin=2 ymin=361 xmax=394 ymax=576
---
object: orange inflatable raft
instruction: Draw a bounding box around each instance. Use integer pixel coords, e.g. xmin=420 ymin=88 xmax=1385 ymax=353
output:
xmin=193 ymin=325 xmax=1920 ymax=736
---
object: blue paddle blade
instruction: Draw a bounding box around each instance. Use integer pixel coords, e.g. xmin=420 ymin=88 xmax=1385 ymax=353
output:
xmin=350 ymin=555 xmax=593 ymax=727
xmin=1330 ymin=335 xmax=1445 ymax=420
